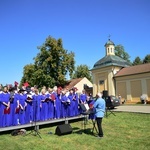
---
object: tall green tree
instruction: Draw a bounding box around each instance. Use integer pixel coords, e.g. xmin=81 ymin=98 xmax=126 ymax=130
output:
xmin=143 ymin=54 xmax=150 ymax=64
xmin=115 ymin=45 xmax=131 ymax=63
xmin=71 ymin=64 xmax=92 ymax=82
xmin=132 ymin=56 xmax=143 ymax=66
xmin=21 ymin=36 xmax=75 ymax=88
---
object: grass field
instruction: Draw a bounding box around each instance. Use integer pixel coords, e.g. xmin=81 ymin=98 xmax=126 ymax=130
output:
xmin=0 ymin=112 xmax=150 ymax=150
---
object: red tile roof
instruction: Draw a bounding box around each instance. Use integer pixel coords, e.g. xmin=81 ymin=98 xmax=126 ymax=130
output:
xmin=65 ymin=78 xmax=83 ymax=89
xmin=115 ymin=63 xmax=150 ymax=77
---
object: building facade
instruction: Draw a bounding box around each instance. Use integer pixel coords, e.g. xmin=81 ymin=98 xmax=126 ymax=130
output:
xmin=91 ymin=39 xmax=150 ymax=103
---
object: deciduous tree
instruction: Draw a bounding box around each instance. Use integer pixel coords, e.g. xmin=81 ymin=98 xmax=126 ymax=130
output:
xmin=21 ymin=36 xmax=75 ymax=88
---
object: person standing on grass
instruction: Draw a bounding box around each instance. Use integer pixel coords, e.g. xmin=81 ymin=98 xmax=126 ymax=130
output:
xmin=93 ymin=92 xmax=106 ymax=138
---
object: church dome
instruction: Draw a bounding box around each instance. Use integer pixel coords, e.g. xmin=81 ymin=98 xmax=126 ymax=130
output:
xmin=104 ymin=39 xmax=115 ymax=46
xmin=92 ymin=55 xmax=131 ymax=70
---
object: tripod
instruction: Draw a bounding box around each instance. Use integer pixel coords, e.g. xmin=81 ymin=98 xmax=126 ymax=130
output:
xmin=91 ymin=118 xmax=98 ymax=135
xmin=27 ymin=98 xmax=42 ymax=138
xmin=103 ymin=96 xmax=116 ymax=118
xmin=105 ymin=106 xmax=116 ymax=118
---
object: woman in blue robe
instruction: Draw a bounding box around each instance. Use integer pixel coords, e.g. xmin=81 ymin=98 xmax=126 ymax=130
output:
xmin=18 ymin=89 xmax=26 ymax=125
xmin=32 ymin=89 xmax=41 ymax=122
xmin=79 ymin=89 xmax=87 ymax=114
xmin=0 ymin=92 xmax=3 ymax=127
xmin=73 ymin=88 xmax=79 ymax=116
xmin=61 ymin=90 xmax=68 ymax=118
xmin=9 ymin=87 xmax=20 ymax=126
xmin=25 ymin=91 xmax=33 ymax=124
xmin=52 ymin=86 xmax=61 ymax=119
xmin=11 ymin=92 xmax=20 ymax=126
xmin=47 ymin=88 xmax=54 ymax=119
xmin=79 ymin=89 xmax=87 ymax=104
xmin=67 ymin=89 xmax=74 ymax=117
xmin=1 ymin=86 xmax=10 ymax=127
xmin=40 ymin=88 xmax=49 ymax=121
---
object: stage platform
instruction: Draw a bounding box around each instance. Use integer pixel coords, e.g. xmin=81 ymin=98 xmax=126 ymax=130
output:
xmin=0 ymin=115 xmax=84 ymax=133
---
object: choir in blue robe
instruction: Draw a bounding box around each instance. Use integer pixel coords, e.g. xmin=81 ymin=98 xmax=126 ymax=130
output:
xmin=0 ymin=86 xmax=89 ymax=128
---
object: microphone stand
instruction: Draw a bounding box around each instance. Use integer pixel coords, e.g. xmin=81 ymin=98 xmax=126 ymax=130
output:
xmin=26 ymin=97 xmax=42 ymax=138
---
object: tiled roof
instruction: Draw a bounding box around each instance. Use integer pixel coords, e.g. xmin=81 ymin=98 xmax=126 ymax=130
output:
xmin=115 ymin=63 xmax=150 ymax=77
xmin=91 ymin=55 xmax=131 ymax=70
xmin=65 ymin=78 xmax=83 ymax=89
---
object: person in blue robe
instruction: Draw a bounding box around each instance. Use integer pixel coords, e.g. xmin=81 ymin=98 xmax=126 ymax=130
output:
xmin=61 ymin=90 xmax=68 ymax=118
xmin=40 ymin=88 xmax=49 ymax=121
xmin=12 ymin=92 xmax=20 ymax=126
xmin=53 ymin=86 xmax=61 ymax=119
xmin=73 ymin=88 xmax=79 ymax=116
xmin=79 ymin=89 xmax=87 ymax=104
xmin=1 ymin=86 xmax=10 ymax=127
xmin=0 ymin=93 xmax=2 ymax=127
xmin=67 ymin=89 xmax=74 ymax=117
xmin=79 ymin=89 xmax=87 ymax=114
xmin=32 ymin=89 xmax=41 ymax=122
xmin=47 ymin=88 xmax=55 ymax=119
xmin=18 ymin=88 xmax=26 ymax=125
xmin=25 ymin=89 xmax=33 ymax=124
xmin=9 ymin=87 xmax=20 ymax=126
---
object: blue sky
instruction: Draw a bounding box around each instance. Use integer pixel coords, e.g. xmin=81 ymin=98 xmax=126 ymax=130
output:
xmin=0 ymin=0 xmax=150 ymax=85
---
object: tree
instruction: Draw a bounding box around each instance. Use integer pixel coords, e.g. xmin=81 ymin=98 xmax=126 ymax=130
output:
xmin=21 ymin=36 xmax=75 ymax=88
xmin=132 ymin=56 xmax=143 ymax=66
xmin=71 ymin=64 xmax=92 ymax=82
xmin=143 ymin=54 xmax=150 ymax=64
xmin=115 ymin=45 xmax=131 ymax=63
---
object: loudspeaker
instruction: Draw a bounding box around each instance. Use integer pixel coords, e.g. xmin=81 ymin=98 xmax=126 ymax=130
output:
xmin=103 ymin=90 xmax=108 ymax=98
xmin=55 ymin=124 xmax=72 ymax=136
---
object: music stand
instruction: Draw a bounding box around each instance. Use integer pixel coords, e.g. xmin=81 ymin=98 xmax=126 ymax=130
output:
xmin=79 ymin=103 xmax=98 ymax=134
xmin=26 ymin=99 xmax=42 ymax=138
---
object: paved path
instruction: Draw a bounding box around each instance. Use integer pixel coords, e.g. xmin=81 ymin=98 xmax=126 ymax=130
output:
xmin=112 ymin=105 xmax=150 ymax=114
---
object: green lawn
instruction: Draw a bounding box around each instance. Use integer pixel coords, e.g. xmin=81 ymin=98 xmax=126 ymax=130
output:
xmin=0 ymin=112 xmax=150 ymax=150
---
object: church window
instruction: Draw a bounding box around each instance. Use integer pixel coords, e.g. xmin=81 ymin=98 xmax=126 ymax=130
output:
xmin=99 ymin=80 xmax=104 ymax=85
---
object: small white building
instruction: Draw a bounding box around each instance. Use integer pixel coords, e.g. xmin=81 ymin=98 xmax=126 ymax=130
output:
xmin=65 ymin=77 xmax=93 ymax=94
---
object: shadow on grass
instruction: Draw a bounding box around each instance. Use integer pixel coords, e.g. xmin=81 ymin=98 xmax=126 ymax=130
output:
xmin=73 ymin=128 xmax=97 ymax=137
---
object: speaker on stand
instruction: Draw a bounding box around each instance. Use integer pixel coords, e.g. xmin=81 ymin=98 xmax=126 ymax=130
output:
xmin=103 ymin=90 xmax=108 ymax=98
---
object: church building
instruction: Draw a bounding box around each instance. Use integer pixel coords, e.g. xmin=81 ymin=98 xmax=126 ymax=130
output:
xmin=91 ymin=39 xmax=150 ymax=103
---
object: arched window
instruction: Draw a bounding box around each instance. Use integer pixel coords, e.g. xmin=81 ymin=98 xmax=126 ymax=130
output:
xmin=107 ymin=48 xmax=109 ymax=53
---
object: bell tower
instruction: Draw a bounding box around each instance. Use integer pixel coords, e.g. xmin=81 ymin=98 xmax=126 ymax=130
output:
xmin=104 ymin=38 xmax=115 ymax=56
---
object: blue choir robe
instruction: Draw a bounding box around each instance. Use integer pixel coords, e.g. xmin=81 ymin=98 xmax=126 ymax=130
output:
xmin=47 ymin=93 xmax=55 ymax=119
xmin=52 ymin=92 xmax=61 ymax=119
xmin=18 ymin=93 xmax=26 ymax=125
xmin=79 ymin=93 xmax=87 ymax=104
xmin=0 ymin=93 xmax=3 ymax=127
xmin=61 ymin=94 xmax=68 ymax=118
xmin=40 ymin=94 xmax=49 ymax=121
xmin=25 ymin=93 xmax=33 ymax=124
xmin=10 ymin=93 xmax=20 ymax=126
xmin=68 ymin=94 xmax=74 ymax=117
xmin=32 ymin=94 xmax=41 ymax=121
xmin=1 ymin=92 xmax=10 ymax=127
xmin=55 ymin=93 xmax=61 ymax=119
xmin=74 ymin=93 xmax=79 ymax=116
